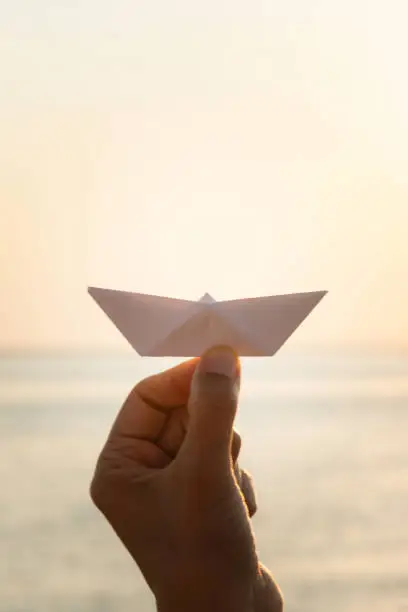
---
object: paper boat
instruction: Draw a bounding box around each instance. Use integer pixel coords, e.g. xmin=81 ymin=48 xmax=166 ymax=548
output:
xmin=88 ymin=287 xmax=327 ymax=357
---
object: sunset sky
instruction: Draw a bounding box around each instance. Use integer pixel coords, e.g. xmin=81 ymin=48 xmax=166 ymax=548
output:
xmin=1 ymin=1 xmax=407 ymax=351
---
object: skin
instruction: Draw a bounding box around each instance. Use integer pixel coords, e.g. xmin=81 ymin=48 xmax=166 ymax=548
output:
xmin=90 ymin=345 xmax=283 ymax=611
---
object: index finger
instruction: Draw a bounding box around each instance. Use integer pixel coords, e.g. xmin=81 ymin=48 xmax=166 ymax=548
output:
xmin=110 ymin=358 xmax=198 ymax=440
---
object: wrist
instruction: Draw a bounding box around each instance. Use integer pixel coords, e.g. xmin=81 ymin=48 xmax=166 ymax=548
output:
xmin=154 ymin=552 xmax=258 ymax=612
xmin=156 ymin=579 xmax=254 ymax=612
xmin=157 ymin=595 xmax=252 ymax=612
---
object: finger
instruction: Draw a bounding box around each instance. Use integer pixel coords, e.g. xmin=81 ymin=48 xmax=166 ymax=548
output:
xmin=111 ymin=358 xmax=198 ymax=441
xmin=181 ymin=346 xmax=241 ymax=470
xmin=155 ymin=406 xmax=188 ymax=459
xmin=239 ymin=469 xmax=257 ymax=518
xmin=231 ymin=430 xmax=242 ymax=465
xmin=158 ymin=415 xmax=240 ymax=464
xmin=231 ymin=433 xmax=257 ymax=516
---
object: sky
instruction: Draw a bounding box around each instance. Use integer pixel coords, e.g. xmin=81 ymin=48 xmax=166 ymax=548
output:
xmin=1 ymin=0 xmax=407 ymax=351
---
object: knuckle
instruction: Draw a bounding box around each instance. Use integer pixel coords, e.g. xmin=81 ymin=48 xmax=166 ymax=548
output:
xmin=122 ymin=380 xmax=143 ymax=408
xmin=89 ymin=456 xmax=125 ymax=512
xmin=89 ymin=470 xmax=106 ymax=510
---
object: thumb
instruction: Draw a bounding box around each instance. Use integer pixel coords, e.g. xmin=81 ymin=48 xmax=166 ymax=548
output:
xmin=181 ymin=345 xmax=241 ymax=468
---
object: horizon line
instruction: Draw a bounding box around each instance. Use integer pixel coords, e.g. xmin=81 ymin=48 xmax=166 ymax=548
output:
xmin=0 ymin=345 xmax=408 ymax=358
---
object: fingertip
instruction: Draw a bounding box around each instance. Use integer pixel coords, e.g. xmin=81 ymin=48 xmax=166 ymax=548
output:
xmin=196 ymin=345 xmax=241 ymax=379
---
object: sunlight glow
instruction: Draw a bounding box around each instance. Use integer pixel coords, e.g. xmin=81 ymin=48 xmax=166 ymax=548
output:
xmin=1 ymin=1 xmax=407 ymax=349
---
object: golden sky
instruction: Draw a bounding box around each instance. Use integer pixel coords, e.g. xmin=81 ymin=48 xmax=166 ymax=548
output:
xmin=1 ymin=1 xmax=407 ymax=350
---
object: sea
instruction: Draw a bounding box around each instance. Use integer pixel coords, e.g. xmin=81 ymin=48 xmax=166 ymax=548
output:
xmin=1 ymin=351 xmax=408 ymax=612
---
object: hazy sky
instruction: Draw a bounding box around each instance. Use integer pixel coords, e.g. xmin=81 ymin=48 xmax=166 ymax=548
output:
xmin=1 ymin=1 xmax=407 ymax=350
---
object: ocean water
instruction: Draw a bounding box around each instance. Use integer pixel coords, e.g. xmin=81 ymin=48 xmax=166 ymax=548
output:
xmin=1 ymin=352 xmax=408 ymax=612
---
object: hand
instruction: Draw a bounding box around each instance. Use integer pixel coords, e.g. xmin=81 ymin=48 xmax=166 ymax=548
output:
xmin=90 ymin=346 xmax=283 ymax=611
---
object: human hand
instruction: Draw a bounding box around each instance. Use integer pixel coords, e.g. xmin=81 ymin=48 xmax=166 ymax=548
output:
xmin=90 ymin=346 xmax=283 ymax=611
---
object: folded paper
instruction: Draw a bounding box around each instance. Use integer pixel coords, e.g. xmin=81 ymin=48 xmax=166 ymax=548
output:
xmin=88 ymin=287 xmax=327 ymax=357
